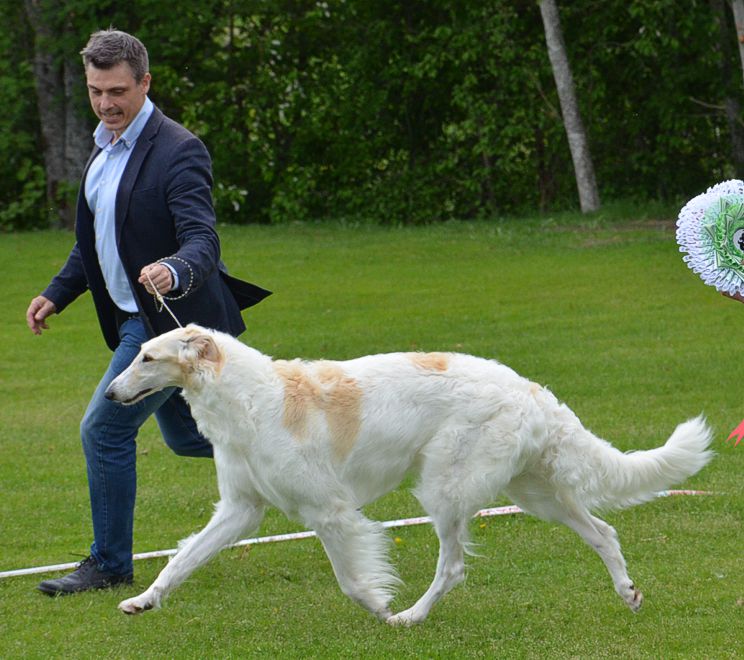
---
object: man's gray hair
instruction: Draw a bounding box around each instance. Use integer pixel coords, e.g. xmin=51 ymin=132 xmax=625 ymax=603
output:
xmin=80 ymin=29 xmax=149 ymax=83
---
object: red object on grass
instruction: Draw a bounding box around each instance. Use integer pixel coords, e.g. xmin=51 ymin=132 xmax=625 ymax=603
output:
xmin=726 ymin=418 xmax=744 ymax=446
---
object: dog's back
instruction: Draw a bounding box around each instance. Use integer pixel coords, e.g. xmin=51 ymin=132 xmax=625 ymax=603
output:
xmin=252 ymin=350 xmax=540 ymax=504
xmin=203 ymin=337 xmax=712 ymax=519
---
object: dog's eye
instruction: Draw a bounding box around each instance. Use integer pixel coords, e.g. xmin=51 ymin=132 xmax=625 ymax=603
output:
xmin=142 ymin=354 xmax=154 ymax=363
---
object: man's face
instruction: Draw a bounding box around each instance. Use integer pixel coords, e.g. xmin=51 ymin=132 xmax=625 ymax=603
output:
xmin=86 ymin=61 xmax=151 ymax=138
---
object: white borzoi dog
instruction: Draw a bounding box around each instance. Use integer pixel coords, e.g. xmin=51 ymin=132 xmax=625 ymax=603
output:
xmin=105 ymin=324 xmax=713 ymax=625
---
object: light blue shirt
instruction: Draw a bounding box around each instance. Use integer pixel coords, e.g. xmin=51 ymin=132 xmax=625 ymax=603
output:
xmin=85 ymin=97 xmax=154 ymax=313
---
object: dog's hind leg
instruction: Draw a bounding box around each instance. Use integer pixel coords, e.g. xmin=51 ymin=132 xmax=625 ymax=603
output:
xmin=386 ymin=503 xmax=469 ymax=627
xmin=308 ymin=505 xmax=399 ymax=620
xmin=118 ymin=498 xmax=265 ymax=615
xmin=562 ymin=509 xmax=643 ymax=612
xmin=507 ymin=484 xmax=642 ymax=612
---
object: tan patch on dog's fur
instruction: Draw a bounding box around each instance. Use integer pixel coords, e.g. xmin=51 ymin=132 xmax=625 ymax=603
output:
xmin=274 ymin=360 xmax=362 ymax=461
xmin=409 ymin=352 xmax=450 ymax=372
xmin=274 ymin=361 xmax=315 ymax=439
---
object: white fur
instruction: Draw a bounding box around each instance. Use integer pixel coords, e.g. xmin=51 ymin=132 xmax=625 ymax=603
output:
xmin=105 ymin=325 xmax=714 ymax=625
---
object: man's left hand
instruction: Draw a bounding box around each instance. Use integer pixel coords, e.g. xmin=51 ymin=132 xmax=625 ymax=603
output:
xmin=139 ymin=263 xmax=173 ymax=296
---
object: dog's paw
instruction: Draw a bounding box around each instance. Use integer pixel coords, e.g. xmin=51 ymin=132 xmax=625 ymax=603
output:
xmin=386 ymin=608 xmax=423 ymax=627
xmin=386 ymin=613 xmax=413 ymax=627
xmin=628 ymin=587 xmax=644 ymax=612
xmin=621 ymin=583 xmax=644 ymax=613
xmin=118 ymin=594 xmax=156 ymax=615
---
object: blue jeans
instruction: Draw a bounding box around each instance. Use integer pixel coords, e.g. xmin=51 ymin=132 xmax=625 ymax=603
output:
xmin=80 ymin=318 xmax=213 ymax=575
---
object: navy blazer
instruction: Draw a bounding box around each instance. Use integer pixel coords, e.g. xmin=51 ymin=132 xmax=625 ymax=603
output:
xmin=43 ymin=106 xmax=270 ymax=350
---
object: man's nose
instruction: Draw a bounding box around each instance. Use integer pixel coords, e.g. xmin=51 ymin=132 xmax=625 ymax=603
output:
xmin=99 ymin=95 xmax=115 ymax=110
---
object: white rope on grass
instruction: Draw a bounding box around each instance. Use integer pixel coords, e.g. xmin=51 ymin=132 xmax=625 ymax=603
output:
xmin=0 ymin=490 xmax=711 ymax=580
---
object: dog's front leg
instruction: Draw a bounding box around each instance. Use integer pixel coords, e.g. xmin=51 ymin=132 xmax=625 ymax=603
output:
xmin=309 ymin=506 xmax=400 ymax=620
xmin=118 ymin=499 xmax=265 ymax=614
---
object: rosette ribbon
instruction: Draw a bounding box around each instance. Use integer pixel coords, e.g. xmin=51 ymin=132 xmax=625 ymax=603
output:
xmin=676 ymin=179 xmax=744 ymax=295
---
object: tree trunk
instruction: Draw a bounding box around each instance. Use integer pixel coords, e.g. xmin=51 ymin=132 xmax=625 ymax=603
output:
xmin=727 ymin=0 xmax=744 ymax=176
xmin=712 ymin=0 xmax=744 ymax=176
xmin=538 ymin=0 xmax=600 ymax=213
xmin=731 ymin=0 xmax=744 ymax=86
xmin=23 ymin=0 xmax=90 ymax=229
xmin=64 ymin=56 xmax=93 ymax=183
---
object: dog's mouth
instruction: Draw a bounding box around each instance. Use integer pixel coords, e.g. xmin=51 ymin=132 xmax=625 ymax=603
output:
xmin=121 ymin=388 xmax=154 ymax=405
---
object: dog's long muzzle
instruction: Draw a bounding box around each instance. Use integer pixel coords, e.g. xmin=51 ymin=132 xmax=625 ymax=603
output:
xmin=104 ymin=382 xmax=154 ymax=405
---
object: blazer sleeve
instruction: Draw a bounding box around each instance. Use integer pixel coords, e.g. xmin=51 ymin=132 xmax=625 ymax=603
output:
xmin=157 ymin=135 xmax=221 ymax=297
xmin=41 ymin=243 xmax=89 ymax=312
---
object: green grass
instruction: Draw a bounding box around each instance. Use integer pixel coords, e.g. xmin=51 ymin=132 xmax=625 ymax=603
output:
xmin=1 ymin=213 xmax=742 ymax=658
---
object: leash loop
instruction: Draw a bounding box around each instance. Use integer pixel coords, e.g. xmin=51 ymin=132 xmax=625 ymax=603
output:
xmin=145 ymin=269 xmax=184 ymax=328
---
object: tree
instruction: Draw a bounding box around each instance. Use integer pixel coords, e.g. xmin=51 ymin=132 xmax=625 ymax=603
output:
xmin=3 ymin=0 xmax=744 ymax=229
xmin=731 ymin=0 xmax=744 ymax=85
xmin=711 ymin=0 xmax=744 ymax=176
xmin=0 ymin=0 xmax=44 ymax=230
xmin=23 ymin=0 xmax=92 ymax=229
xmin=538 ymin=0 xmax=600 ymax=212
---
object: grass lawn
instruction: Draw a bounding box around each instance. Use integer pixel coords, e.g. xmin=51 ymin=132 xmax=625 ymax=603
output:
xmin=0 ymin=211 xmax=742 ymax=658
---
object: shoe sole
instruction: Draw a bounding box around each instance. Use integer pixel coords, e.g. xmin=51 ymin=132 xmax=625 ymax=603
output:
xmin=37 ymin=576 xmax=133 ymax=596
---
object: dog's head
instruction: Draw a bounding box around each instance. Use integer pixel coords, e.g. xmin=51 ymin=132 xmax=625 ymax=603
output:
xmin=105 ymin=324 xmax=224 ymax=405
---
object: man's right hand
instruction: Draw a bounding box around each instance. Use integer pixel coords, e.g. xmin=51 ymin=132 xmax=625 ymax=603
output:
xmin=26 ymin=296 xmax=57 ymax=335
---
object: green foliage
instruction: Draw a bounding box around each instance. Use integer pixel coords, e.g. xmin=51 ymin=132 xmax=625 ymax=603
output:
xmin=0 ymin=1 xmax=46 ymax=230
xmin=564 ymin=1 xmax=731 ymax=199
xmin=0 ymin=159 xmax=46 ymax=231
xmin=2 ymin=0 xmax=743 ymax=228
xmin=1 ymin=217 xmax=742 ymax=656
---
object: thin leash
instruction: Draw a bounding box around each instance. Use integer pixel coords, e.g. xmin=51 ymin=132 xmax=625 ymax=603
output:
xmin=145 ymin=269 xmax=183 ymax=328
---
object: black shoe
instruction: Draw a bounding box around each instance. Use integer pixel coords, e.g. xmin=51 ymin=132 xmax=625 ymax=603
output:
xmin=37 ymin=556 xmax=133 ymax=596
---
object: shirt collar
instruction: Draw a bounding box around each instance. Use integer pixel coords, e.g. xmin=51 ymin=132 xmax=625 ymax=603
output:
xmin=93 ymin=96 xmax=154 ymax=150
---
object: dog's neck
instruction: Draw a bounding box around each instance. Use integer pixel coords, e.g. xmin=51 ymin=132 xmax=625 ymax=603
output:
xmin=180 ymin=343 xmax=272 ymax=447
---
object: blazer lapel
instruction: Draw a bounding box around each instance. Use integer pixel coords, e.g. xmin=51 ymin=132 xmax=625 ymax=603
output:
xmin=115 ymin=106 xmax=164 ymax=244
xmin=83 ymin=146 xmax=102 ymax=174
xmin=75 ymin=145 xmax=102 ymax=244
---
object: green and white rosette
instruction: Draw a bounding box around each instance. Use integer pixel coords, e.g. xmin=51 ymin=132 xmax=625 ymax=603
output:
xmin=676 ymin=179 xmax=744 ymax=295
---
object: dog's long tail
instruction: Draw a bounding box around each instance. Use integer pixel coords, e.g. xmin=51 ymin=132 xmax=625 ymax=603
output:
xmin=557 ymin=415 xmax=714 ymax=511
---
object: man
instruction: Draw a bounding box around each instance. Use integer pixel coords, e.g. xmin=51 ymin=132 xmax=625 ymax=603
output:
xmin=26 ymin=29 xmax=270 ymax=595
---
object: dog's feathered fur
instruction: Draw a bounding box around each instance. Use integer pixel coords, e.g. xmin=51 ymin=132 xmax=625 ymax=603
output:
xmin=106 ymin=324 xmax=713 ymax=625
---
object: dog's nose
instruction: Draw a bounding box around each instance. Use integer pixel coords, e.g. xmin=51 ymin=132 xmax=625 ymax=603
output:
xmin=104 ymin=386 xmax=115 ymax=401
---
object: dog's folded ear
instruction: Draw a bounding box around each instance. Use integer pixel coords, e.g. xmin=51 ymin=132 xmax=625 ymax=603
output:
xmin=190 ymin=335 xmax=221 ymax=363
xmin=180 ymin=332 xmax=223 ymax=369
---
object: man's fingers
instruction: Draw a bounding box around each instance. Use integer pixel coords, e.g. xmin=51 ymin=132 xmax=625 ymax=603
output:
xmin=26 ymin=307 xmax=38 ymax=329
xmin=26 ymin=297 xmax=56 ymax=334
xmin=139 ymin=264 xmax=173 ymax=294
